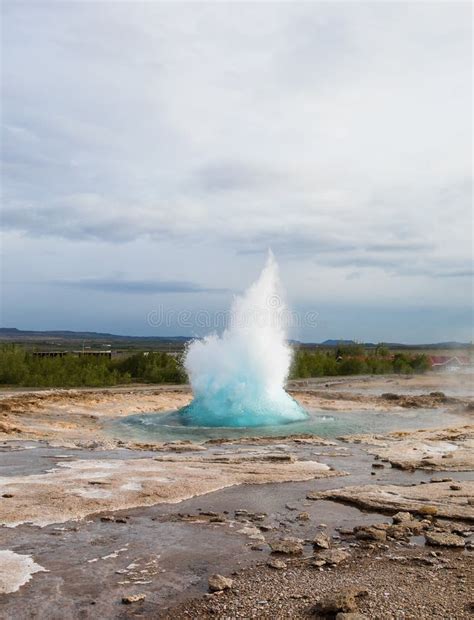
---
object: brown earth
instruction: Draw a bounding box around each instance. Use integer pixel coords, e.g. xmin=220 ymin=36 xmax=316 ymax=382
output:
xmin=341 ymin=425 xmax=474 ymax=471
xmin=310 ymin=479 xmax=474 ymax=521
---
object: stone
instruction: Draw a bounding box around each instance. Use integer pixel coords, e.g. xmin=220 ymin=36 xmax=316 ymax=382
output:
xmin=234 ymin=509 xmax=249 ymax=517
xmin=372 ymin=463 xmax=384 ymax=469
xmin=425 ymin=532 xmax=465 ymax=548
xmin=336 ymin=527 xmax=354 ymax=536
xmin=381 ymin=393 xmax=400 ymax=401
xmin=122 ymin=594 xmax=146 ymax=604
xmin=270 ymin=538 xmax=304 ymax=555
xmin=317 ymin=549 xmax=351 ymax=565
xmin=210 ymin=515 xmax=226 ymax=523
xmin=418 ymin=505 xmax=438 ymax=516
xmin=392 ymin=511 xmax=413 ymax=524
xmin=311 ymin=587 xmax=368 ymax=615
xmin=208 ymin=574 xmax=233 ymax=592
xmin=386 ymin=524 xmax=411 ymax=540
xmin=450 ymin=484 xmax=462 ymax=491
xmin=297 ymin=511 xmax=310 ymax=521
xmin=313 ymin=532 xmax=330 ymax=549
xmin=306 ymin=491 xmax=323 ymax=501
xmin=354 ymin=526 xmax=386 ymax=542
xmin=311 ymin=559 xmax=326 ymax=568
xmin=266 ymin=558 xmax=287 ymax=570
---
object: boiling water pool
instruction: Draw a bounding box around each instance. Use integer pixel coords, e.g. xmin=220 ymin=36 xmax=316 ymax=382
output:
xmin=108 ymin=407 xmax=463 ymax=443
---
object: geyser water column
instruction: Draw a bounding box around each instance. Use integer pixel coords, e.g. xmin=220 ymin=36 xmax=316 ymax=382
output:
xmin=181 ymin=252 xmax=308 ymax=427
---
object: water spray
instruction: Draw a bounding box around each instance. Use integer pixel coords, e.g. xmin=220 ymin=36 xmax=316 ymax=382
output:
xmin=180 ymin=251 xmax=308 ymax=427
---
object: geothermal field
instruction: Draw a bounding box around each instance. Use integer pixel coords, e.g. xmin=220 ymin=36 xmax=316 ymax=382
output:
xmin=0 ymin=258 xmax=473 ymax=619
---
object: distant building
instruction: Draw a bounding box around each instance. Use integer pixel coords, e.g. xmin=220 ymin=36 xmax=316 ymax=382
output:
xmin=32 ymin=350 xmax=112 ymax=359
xmin=429 ymin=355 xmax=470 ymax=371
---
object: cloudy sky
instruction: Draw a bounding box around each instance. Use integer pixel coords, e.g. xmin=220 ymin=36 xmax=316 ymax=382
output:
xmin=1 ymin=1 xmax=472 ymax=343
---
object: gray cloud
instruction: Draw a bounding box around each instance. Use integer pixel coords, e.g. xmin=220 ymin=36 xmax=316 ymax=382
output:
xmin=434 ymin=269 xmax=474 ymax=279
xmin=56 ymin=278 xmax=229 ymax=295
xmin=192 ymin=161 xmax=283 ymax=193
xmin=1 ymin=2 xmax=472 ymax=341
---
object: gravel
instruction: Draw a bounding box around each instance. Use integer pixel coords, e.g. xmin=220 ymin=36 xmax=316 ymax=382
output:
xmin=164 ymin=543 xmax=473 ymax=619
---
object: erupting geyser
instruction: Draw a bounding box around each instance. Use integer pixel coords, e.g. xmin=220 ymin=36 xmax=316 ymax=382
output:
xmin=180 ymin=252 xmax=308 ymax=427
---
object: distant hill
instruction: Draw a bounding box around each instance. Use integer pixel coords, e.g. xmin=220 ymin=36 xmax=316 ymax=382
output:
xmin=320 ymin=339 xmax=356 ymax=346
xmin=0 ymin=328 xmax=470 ymax=349
xmin=0 ymin=328 xmax=190 ymax=347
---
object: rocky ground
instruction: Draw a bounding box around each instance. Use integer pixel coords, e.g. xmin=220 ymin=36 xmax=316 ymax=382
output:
xmin=0 ymin=373 xmax=473 ymax=619
xmin=0 ymin=373 xmax=472 ymax=446
xmin=340 ymin=425 xmax=474 ymax=471
xmin=166 ymin=541 xmax=473 ymax=619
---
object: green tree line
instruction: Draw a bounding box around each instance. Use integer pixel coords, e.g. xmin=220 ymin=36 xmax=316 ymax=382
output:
xmin=0 ymin=344 xmax=431 ymax=388
xmin=0 ymin=346 xmax=186 ymax=387
xmin=290 ymin=346 xmax=431 ymax=379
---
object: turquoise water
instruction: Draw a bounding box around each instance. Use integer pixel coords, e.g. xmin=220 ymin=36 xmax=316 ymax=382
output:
xmin=109 ymin=407 xmax=454 ymax=443
xmin=178 ymin=392 xmax=307 ymax=427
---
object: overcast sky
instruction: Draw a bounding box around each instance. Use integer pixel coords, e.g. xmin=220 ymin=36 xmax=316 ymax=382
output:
xmin=1 ymin=2 xmax=472 ymax=343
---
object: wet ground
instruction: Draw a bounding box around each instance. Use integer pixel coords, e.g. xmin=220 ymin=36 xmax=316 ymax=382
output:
xmin=0 ymin=436 xmax=472 ymax=619
xmin=109 ymin=405 xmax=470 ymax=443
xmin=0 ymin=373 xmax=472 ymax=618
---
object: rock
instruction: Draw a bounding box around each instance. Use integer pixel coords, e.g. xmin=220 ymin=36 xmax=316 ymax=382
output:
xmin=297 ymin=511 xmax=310 ymax=521
xmin=418 ymin=505 xmax=438 ymax=516
xmin=336 ymin=614 xmax=368 ymax=620
xmin=311 ymin=587 xmax=368 ymax=615
xmin=266 ymin=558 xmax=287 ymax=569
xmin=270 ymin=538 xmax=304 ymax=555
xmin=311 ymin=559 xmax=326 ymax=568
xmin=208 ymin=574 xmax=233 ymax=592
xmin=313 ymin=532 xmax=330 ymax=549
xmin=336 ymin=527 xmax=354 ymax=536
xmin=450 ymin=484 xmax=462 ymax=491
xmin=392 ymin=511 xmax=413 ymax=523
xmin=266 ymin=454 xmax=295 ymax=463
xmin=381 ymin=393 xmax=400 ymax=401
xmin=354 ymin=526 xmax=387 ymax=542
xmin=317 ymin=549 xmax=351 ymax=565
xmin=425 ymin=532 xmax=465 ymax=548
xmin=234 ymin=509 xmax=249 ymax=517
xmin=372 ymin=463 xmax=384 ymax=469
xmin=210 ymin=515 xmax=226 ymax=523
xmin=285 ymin=503 xmax=298 ymax=511
xmin=386 ymin=524 xmax=411 ymax=540
xmin=122 ymin=594 xmax=146 ymax=604
xmin=238 ymin=525 xmax=265 ymax=541
xmin=306 ymin=491 xmax=323 ymax=501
